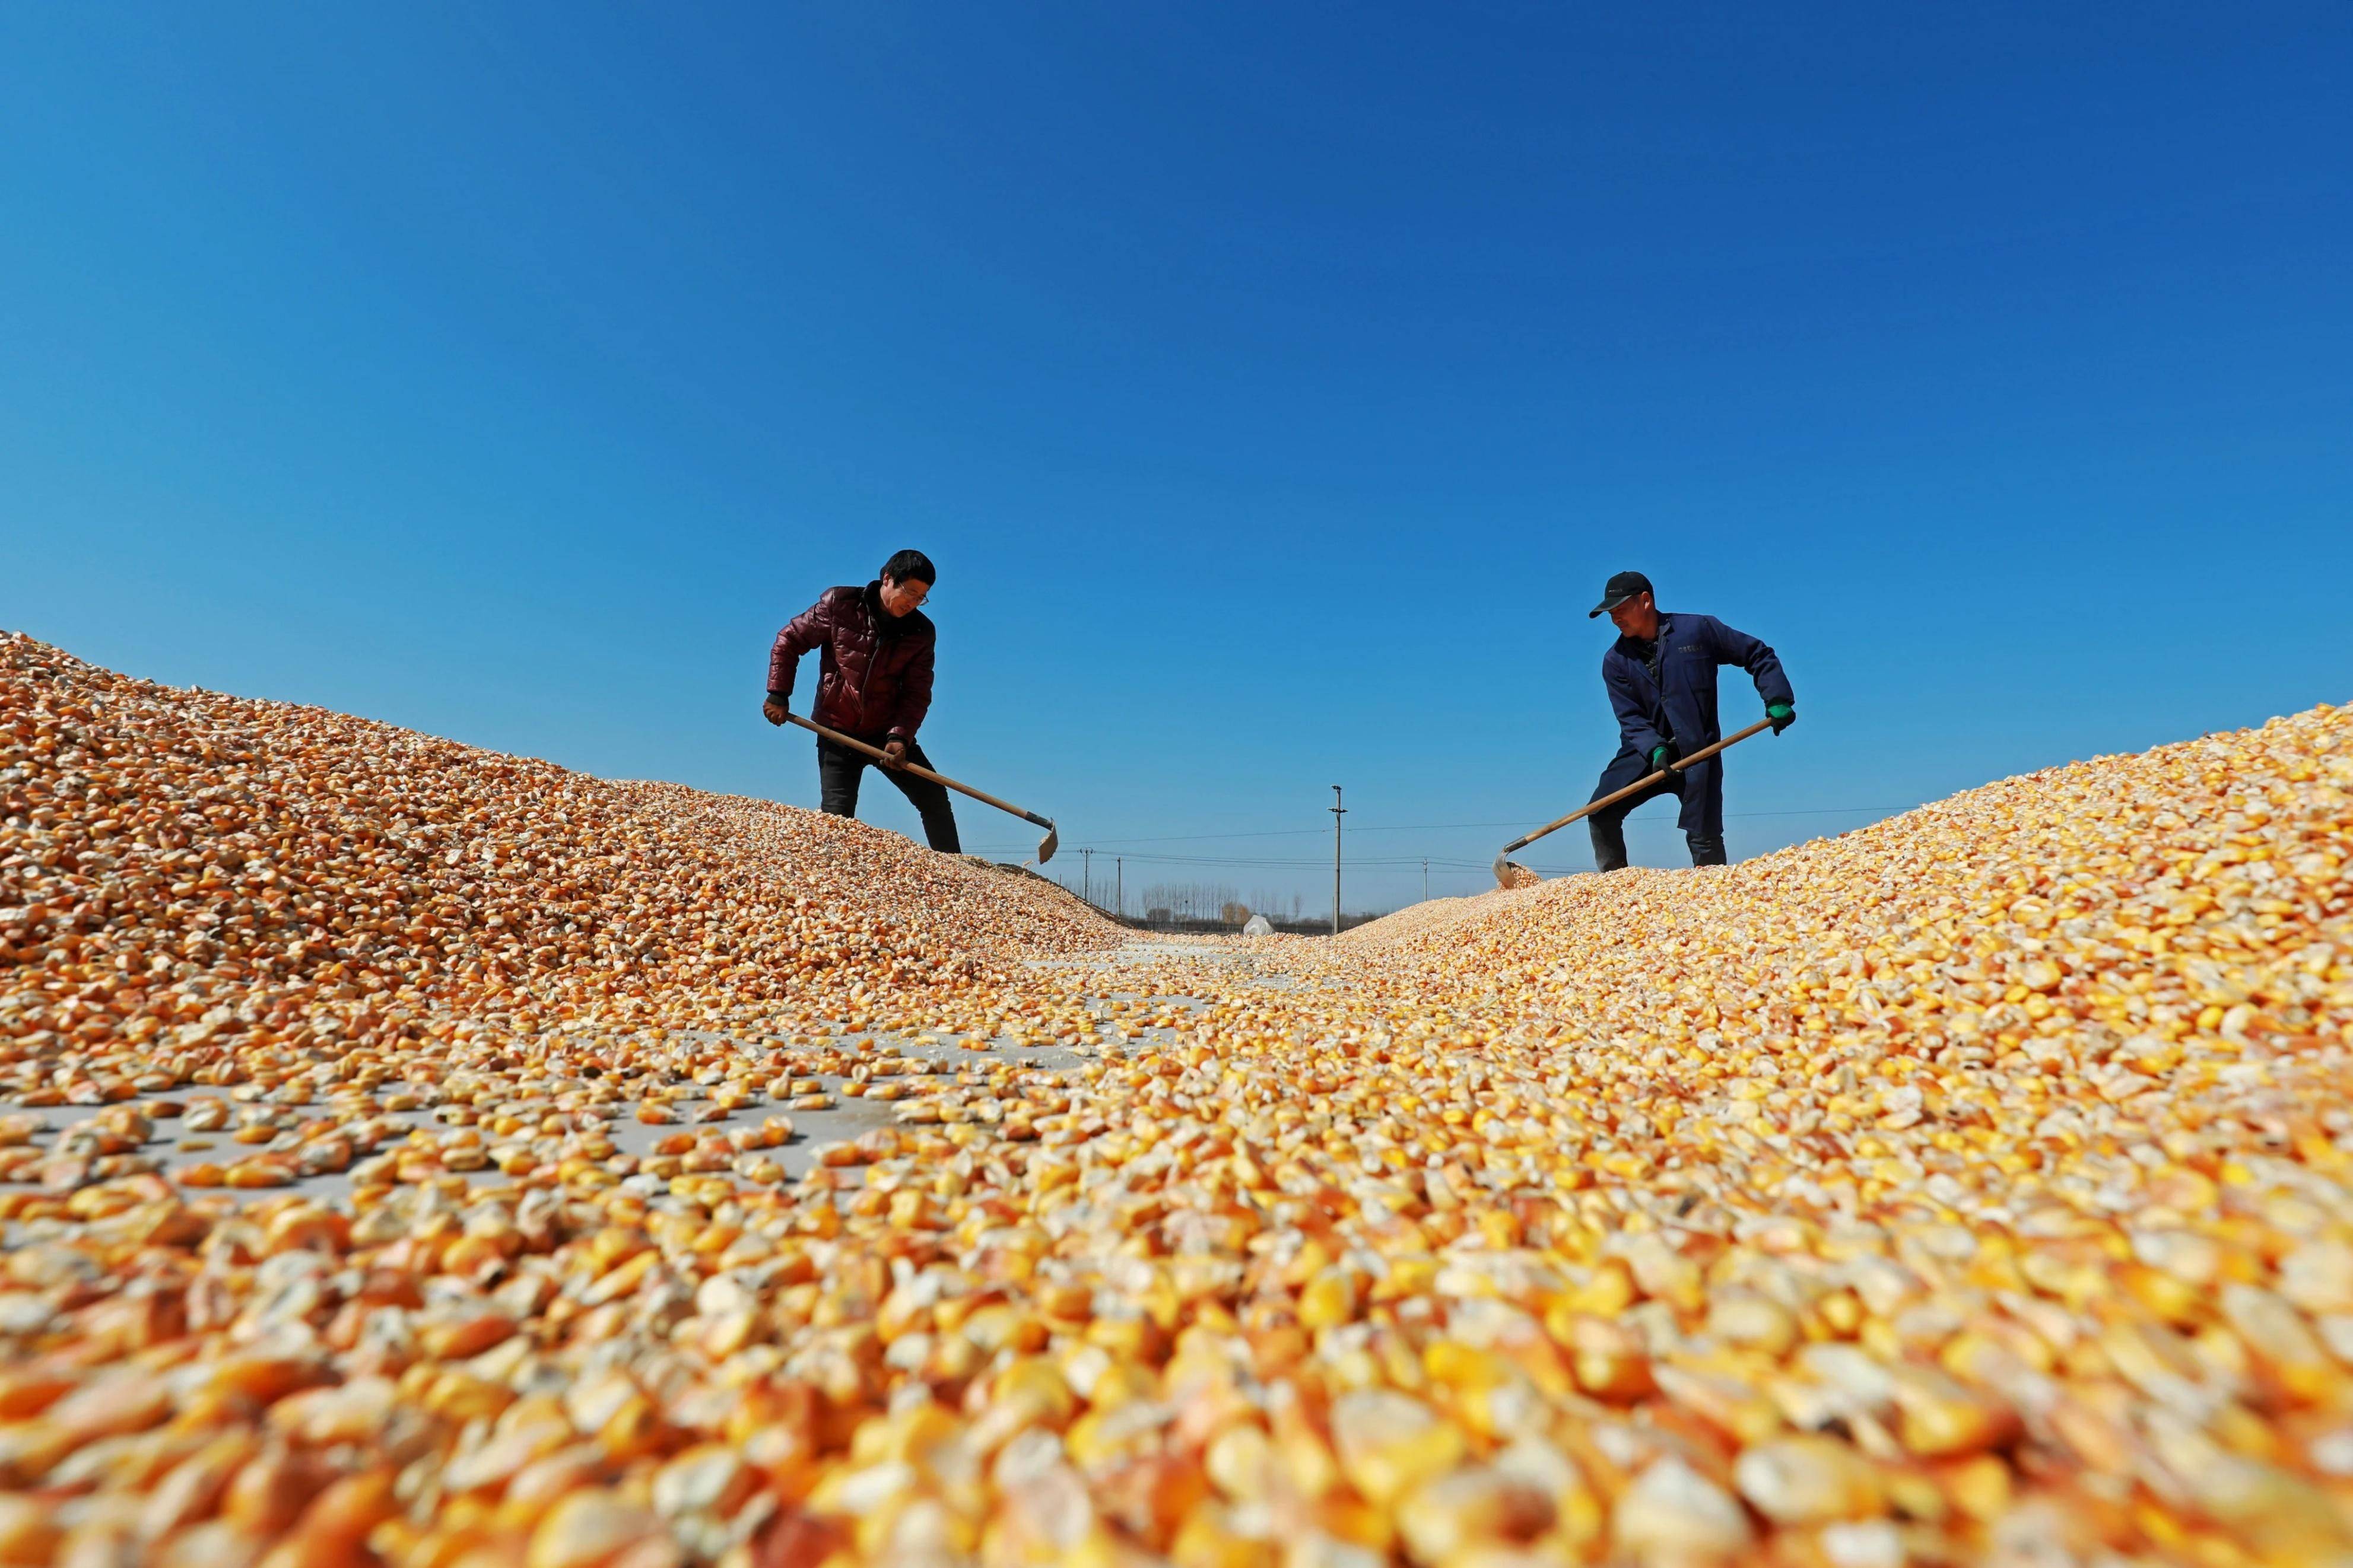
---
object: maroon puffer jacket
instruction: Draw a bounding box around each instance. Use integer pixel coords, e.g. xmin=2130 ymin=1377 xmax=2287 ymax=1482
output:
xmin=767 ymin=584 xmax=936 ymax=743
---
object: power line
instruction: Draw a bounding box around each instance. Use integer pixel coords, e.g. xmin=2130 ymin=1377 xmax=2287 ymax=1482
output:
xmin=1046 ymin=804 xmax=1916 ymax=845
xmin=962 ymin=827 xmax=1877 ymax=869
xmin=957 ymin=802 xmax=1916 ymax=877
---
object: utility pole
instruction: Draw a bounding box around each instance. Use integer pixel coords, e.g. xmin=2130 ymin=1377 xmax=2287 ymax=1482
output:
xmin=1082 ymin=848 xmax=1094 ymax=907
xmin=1423 ymin=858 xmax=1430 ymax=902
xmin=1329 ymin=785 xmax=1346 ymax=937
xmin=1116 ymin=858 xmax=1123 ymax=919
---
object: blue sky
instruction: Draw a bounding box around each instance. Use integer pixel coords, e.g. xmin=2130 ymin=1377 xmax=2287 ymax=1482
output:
xmin=4 ymin=5 xmax=2348 ymax=911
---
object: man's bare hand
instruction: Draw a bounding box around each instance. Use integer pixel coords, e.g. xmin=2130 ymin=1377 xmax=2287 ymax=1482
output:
xmin=880 ymin=739 xmax=907 ymax=769
xmin=763 ymin=700 xmax=788 ymax=727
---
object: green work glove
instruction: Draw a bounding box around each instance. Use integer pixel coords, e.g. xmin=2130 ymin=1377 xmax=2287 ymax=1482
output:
xmin=1649 ymin=743 xmax=1676 ymax=772
xmin=1768 ymin=702 xmax=1795 ymax=735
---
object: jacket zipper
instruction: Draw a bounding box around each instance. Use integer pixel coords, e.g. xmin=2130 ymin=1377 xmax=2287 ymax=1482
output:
xmin=1648 ymin=614 xmax=1674 ymax=753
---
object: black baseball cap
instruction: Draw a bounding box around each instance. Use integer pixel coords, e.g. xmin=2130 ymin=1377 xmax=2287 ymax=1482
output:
xmin=1588 ymin=570 xmax=1653 ymax=618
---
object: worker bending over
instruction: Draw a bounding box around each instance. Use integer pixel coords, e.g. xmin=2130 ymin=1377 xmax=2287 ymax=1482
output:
xmin=764 ymin=549 xmax=960 ymax=853
xmin=1586 ymin=570 xmax=1795 ymax=871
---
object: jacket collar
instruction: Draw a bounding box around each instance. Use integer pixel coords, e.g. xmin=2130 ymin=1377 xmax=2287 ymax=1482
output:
xmin=864 ymin=581 xmax=921 ymax=639
xmin=1617 ymin=611 xmax=1671 ymax=655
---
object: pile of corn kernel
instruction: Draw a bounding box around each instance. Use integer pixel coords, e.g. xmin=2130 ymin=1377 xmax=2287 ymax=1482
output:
xmin=4 ymin=631 xmax=2351 ymax=1568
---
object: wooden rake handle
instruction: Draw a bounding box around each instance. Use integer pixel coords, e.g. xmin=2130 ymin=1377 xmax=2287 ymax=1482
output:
xmin=1497 ymin=717 xmax=1777 ymax=860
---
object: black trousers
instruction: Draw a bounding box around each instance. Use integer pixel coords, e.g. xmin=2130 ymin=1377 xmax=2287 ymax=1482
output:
xmin=816 ymin=736 xmax=961 ymax=853
xmin=1586 ymin=745 xmax=1726 ymax=872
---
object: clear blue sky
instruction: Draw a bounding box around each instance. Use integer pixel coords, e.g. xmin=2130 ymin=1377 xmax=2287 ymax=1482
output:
xmin=4 ymin=6 xmax=2348 ymax=911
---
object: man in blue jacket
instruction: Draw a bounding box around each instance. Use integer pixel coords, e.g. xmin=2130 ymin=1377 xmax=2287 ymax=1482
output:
xmin=1586 ymin=570 xmax=1795 ymax=872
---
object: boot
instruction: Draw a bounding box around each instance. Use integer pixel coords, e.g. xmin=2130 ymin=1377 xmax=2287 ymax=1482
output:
xmin=1590 ymin=816 xmax=1631 ymax=873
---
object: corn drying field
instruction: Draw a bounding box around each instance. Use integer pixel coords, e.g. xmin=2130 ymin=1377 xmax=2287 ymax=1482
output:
xmin=3 ymin=629 xmax=2351 ymax=1568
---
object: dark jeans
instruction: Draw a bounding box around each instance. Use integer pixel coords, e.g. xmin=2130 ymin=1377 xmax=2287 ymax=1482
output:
xmin=817 ymin=736 xmax=961 ymax=853
xmin=1587 ymin=745 xmax=1726 ymax=872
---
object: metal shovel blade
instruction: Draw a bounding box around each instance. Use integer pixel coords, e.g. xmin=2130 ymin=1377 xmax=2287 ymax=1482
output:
xmin=1493 ymin=857 xmax=1538 ymax=890
xmin=1035 ymin=821 xmax=1059 ymax=866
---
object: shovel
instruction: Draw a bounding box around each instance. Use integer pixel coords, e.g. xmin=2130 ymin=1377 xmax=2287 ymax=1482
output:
xmin=783 ymin=712 xmax=1060 ymax=864
xmin=1493 ymin=717 xmax=1776 ymax=888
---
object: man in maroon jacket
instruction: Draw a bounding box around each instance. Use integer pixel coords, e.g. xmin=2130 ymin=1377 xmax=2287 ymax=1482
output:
xmin=763 ymin=549 xmax=960 ymax=853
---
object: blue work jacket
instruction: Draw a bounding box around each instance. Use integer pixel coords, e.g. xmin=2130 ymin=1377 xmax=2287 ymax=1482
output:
xmin=1602 ymin=612 xmax=1794 ymax=761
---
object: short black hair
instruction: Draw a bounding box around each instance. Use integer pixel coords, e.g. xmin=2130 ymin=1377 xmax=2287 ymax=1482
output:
xmin=881 ymin=548 xmax=935 ymax=586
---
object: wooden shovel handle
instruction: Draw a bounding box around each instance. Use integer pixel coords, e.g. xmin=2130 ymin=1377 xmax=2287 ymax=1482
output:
xmin=783 ymin=713 xmax=1053 ymax=828
xmin=1499 ymin=717 xmax=1777 ymax=858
